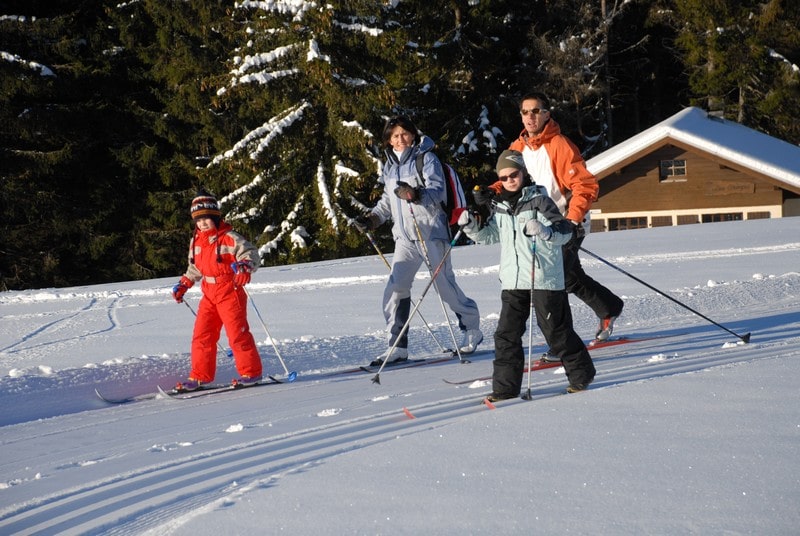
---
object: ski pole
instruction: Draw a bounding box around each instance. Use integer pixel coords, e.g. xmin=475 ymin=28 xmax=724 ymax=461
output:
xmin=243 ymin=287 xmax=298 ymax=382
xmin=579 ymin=246 xmax=751 ymax=343
xmin=183 ymin=300 xmax=233 ymax=358
xmin=372 ymin=227 xmax=467 ymax=385
xmin=407 ymin=203 xmax=466 ymax=362
xmin=363 ymin=229 xmax=449 ymax=354
xmin=522 ymin=237 xmax=537 ymax=401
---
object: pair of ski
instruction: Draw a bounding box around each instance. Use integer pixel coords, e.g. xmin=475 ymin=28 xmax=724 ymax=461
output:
xmin=443 ymin=333 xmax=686 ymax=386
xmin=378 ymin=334 xmax=653 ymax=384
xmin=96 ymin=353 xmax=462 ymax=404
xmin=328 ymin=349 xmax=492 ymax=377
xmin=95 ymin=375 xmax=284 ymax=404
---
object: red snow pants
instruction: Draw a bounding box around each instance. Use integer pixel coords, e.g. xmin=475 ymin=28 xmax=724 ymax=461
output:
xmin=190 ymin=277 xmax=262 ymax=382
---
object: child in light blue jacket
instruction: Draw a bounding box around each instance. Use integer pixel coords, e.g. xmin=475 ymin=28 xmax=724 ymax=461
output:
xmin=460 ymin=150 xmax=595 ymax=398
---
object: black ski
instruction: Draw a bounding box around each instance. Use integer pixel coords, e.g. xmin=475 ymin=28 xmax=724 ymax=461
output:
xmin=358 ymin=356 xmax=455 ymax=373
xmin=95 ymin=389 xmax=158 ymax=405
xmin=157 ymin=376 xmax=282 ymax=400
xmin=356 ymin=349 xmax=493 ymax=374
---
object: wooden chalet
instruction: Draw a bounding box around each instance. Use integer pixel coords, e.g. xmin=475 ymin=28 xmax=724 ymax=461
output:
xmin=585 ymin=107 xmax=800 ymax=232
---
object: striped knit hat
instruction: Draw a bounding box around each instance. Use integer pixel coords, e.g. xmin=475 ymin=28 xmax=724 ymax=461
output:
xmin=190 ymin=190 xmax=221 ymax=221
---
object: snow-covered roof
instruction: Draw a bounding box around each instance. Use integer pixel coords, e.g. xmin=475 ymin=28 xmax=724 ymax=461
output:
xmin=587 ymin=107 xmax=800 ymax=193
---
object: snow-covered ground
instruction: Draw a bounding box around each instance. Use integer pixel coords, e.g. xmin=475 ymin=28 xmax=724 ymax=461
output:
xmin=1 ymin=218 xmax=799 ymax=535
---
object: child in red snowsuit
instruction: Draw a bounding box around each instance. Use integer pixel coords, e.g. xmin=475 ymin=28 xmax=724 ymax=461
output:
xmin=171 ymin=190 xmax=263 ymax=390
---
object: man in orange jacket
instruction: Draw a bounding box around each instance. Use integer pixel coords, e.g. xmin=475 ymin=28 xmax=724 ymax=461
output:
xmin=507 ymin=91 xmax=623 ymax=347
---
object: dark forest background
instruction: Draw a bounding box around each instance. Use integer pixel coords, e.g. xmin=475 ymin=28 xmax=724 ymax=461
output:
xmin=2 ymin=0 xmax=798 ymax=290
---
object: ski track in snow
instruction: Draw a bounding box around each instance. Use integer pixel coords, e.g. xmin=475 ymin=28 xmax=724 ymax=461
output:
xmin=0 ymin=331 xmax=797 ymax=535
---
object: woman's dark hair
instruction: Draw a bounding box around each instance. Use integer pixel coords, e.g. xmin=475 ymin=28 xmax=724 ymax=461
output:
xmin=381 ymin=115 xmax=419 ymax=147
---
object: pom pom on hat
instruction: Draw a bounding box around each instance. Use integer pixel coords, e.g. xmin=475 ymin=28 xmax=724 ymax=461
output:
xmin=190 ymin=189 xmax=221 ymax=220
xmin=495 ymin=150 xmax=526 ymax=174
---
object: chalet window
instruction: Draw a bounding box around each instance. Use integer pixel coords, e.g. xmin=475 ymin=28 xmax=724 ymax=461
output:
xmin=590 ymin=219 xmax=606 ymax=233
xmin=677 ymin=215 xmax=699 ymax=225
xmin=702 ymin=212 xmax=742 ymax=223
xmin=651 ymin=216 xmax=673 ymax=227
xmin=747 ymin=211 xmax=770 ymax=220
xmin=608 ymin=217 xmax=647 ymax=231
xmin=659 ymin=159 xmax=687 ymax=182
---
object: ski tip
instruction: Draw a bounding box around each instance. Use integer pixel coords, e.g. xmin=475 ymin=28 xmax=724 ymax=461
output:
xmin=287 ymin=371 xmax=298 ymax=382
xmin=482 ymin=397 xmax=496 ymax=409
xmin=371 ymin=374 xmax=381 ymax=385
xmin=156 ymin=385 xmax=175 ymax=398
xmin=402 ymin=407 xmax=416 ymax=419
xmin=94 ymin=387 xmax=115 ymax=404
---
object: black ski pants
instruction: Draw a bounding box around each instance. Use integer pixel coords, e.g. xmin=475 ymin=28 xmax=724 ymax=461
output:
xmin=493 ymin=288 xmax=595 ymax=396
xmin=563 ymin=233 xmax=624 ymax=321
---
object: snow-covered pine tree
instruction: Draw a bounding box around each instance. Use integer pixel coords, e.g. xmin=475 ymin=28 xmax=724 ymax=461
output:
xmin=200 ymin=1 xmax=400 ymax=266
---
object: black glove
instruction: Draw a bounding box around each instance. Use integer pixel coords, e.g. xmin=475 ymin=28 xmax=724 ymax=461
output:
xmin=570 ymin=220 xmax=586 ymax=241
xmin=574 ymin=221 xmax=586 ymax=240
xmin=394 ymin=181 xmax=420 ymax=203
xmin=353 ymin=214 xmax=378 ymax=232
xmin=472 ymin=186 xmax=494 ymax=207
xmin=565 ymin=220 xmax=585 ymax=249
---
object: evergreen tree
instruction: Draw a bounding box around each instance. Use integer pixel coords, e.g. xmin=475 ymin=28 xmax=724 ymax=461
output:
xmin=0 ymin=2 xmax=148 ymax=290
xmin=105 ymin=0 xmax=239 ymax=276
xmin=3 ymin=0 xmax=794 ymax=290
xmin=674 ymin=0 xmax=800 ymax=143
xmin=198 ymin=1 xmax=408 ymax=265
xmin=385 ymin=1 xmax=534 ymax=187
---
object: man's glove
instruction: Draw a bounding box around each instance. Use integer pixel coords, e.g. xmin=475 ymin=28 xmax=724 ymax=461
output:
xmin=394 ymin=181 xmax=420 ymax=203
xmin=472 ymin=186 xmax=494 ymax=207
xmin=172 ymin=276 xmax=194 ymax=303
xmin=353 ymin=214 xmax=379 ymax=233
xmin=231 ymin=261 xmax=254 ymax=288
xmin=523 ymin=220 xmax=553 ymax=240
xmin=572 ymin=220 xmax=586 ymax=240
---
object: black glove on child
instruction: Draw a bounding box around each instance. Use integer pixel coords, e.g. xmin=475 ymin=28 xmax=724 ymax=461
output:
xmin=472 ymin=186 xmax=494 ymax=207
xmin=394 ymin=181 xmax=420 ymax=203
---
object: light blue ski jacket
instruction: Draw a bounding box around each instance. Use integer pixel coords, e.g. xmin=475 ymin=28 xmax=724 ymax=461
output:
xmin=463 ymin=185 xmax=573 ymax=290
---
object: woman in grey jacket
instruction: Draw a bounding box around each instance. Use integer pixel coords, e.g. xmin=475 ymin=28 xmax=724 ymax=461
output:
xmin=355 ymin=116 xmax=482 ymax=365
xmin=460 ymin=150 xmax=595 ymax=398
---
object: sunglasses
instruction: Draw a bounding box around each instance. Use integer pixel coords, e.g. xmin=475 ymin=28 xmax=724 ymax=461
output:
xmin=499 ymin=170 xmax=522 ymax=182
xmin=519 ymin=108 xmax=547 ymax=116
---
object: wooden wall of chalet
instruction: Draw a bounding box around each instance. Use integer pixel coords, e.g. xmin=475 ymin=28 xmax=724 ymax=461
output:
xmin=593 ymin=145 xmax=782 ymax=213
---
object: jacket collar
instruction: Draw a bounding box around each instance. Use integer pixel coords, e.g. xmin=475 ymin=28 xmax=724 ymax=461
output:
xmin=517 ymin=118 xmax=561 ymax=150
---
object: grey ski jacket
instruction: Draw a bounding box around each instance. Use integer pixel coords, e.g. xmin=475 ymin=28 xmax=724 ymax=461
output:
xmin=371 ymin=135 xmax=450 ymax=243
